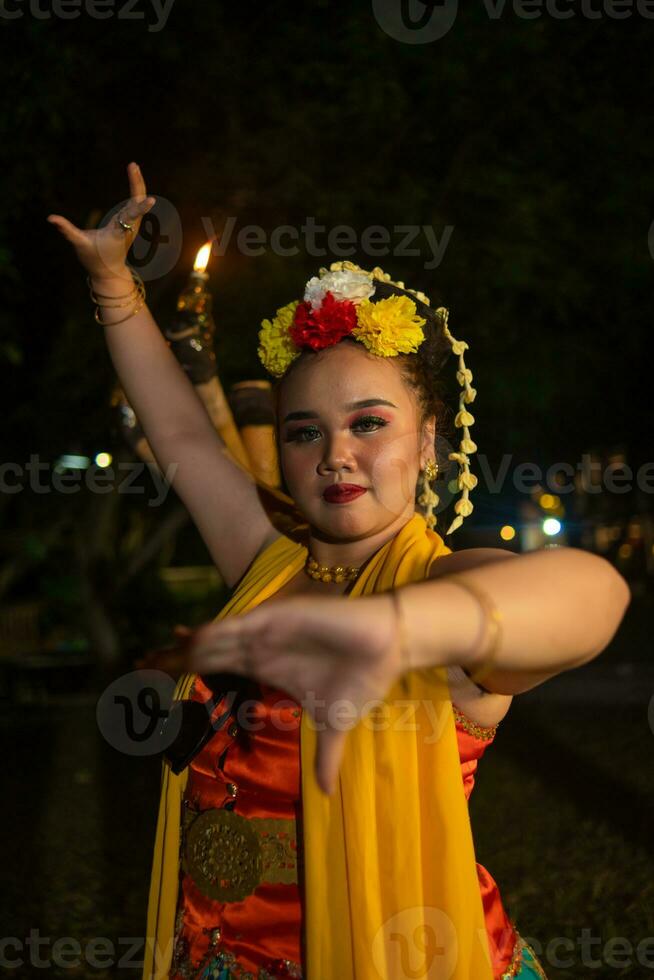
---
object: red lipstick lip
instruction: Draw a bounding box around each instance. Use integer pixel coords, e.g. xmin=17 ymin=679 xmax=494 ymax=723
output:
xmin=323 ymin=485 xmax=368 ymax=502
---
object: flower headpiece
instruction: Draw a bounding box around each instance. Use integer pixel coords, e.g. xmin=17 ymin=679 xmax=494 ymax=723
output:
xmin=257 ymin=260 xmax=478 ymax=535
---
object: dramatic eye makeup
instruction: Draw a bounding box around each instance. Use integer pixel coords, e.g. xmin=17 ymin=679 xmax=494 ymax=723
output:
xmin=282 ymin=398 xmax=397 ymax=425
xmin=284 ymin=414 xmax=390 ymax=443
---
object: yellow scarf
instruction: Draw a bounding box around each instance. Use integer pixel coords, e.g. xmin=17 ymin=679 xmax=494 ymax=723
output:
xmin=142 ymin=512 xmax=493 ymax=979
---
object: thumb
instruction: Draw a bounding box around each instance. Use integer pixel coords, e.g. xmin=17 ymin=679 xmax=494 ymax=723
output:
xmin=315 ymin=726 xmax=347 ymax=797
xmin=46 ymin=214 xmax=85 ymax=245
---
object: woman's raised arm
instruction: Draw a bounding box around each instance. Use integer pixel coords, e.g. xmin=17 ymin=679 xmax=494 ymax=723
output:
xmin=47 ymin=162 xmax=278 ymax=588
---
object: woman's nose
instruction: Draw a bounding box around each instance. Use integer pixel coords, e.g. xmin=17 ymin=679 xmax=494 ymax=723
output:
xmin=317 ymin=432 xmax=357 ymax=473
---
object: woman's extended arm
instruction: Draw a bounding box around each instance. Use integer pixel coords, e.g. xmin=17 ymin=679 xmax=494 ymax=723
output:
xmin=47 ymin=162 xmax=279 ymax=587
xmin=185 ymin=545 xmax=630 ymax=791
xmin=395 ymin=546 xmax=631 ymax=695
xmin=48 ymin=162 xmax=229 ymax=448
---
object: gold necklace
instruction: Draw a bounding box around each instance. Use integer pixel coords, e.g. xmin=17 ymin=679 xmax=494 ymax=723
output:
xmin=304 ymin=553 xmax=361 ymax=583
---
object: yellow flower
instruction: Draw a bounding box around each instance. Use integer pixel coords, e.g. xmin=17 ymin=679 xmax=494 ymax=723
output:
xmin=328 ymin=260 xmax=366 ymax=275
xmin=410 ymin=289 xmax=430 ymax=306
xmin=454 ymin=409 xmax=475 ymax=428
xmin=454 ymin=497 xmax=474 ymax=517
xmin=458 ymin=471 xmax=478 ymax=491
xmin=257 ymin=301 xmax=300 ymax=378
xmin=463 ymin=386 xmax=477 ymax=405
xmin=352 ymin=295 xmax=426 ymax=357
xmin=460 ymin=437 xmax=478 ymax=454
xmin=446 ymin=514 xmax=464 ymax=535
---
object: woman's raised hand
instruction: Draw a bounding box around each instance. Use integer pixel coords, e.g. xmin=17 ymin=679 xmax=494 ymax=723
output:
xmin=186 ymin=594 xmax=404 ymax=796
xmin=47 ymin=161 xmax=156 ymax=280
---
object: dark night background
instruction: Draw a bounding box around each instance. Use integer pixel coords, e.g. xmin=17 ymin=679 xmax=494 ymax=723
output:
xmin=1 ymin=2 xmax=653 ymax=978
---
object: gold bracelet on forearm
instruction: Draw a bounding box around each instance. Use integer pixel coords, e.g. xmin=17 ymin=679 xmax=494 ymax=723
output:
xmin=91 ymin=290 xmax=145 ymax=311
xmin=87 ymin=268 xmax=146 ymax=324
xmin=87 ymin=272 xmax=145 ymax=303
xmin=88 ymin=282 xmax=145 ymax=307
xmin=94 ymin=297 xmax=146 ymax=325
xmin=87 ymin=277 xmax=138 ymax=299
xmin=444 ymin=573 xmax=503 ymax=688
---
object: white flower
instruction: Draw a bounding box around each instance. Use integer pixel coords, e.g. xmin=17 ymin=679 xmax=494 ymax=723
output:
xmin=304 ymin=270 xmax=375 ymax=310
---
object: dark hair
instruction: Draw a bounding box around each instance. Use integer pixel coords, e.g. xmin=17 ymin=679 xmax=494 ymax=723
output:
xmin=371 ymin=280 xmax=454 ymax=437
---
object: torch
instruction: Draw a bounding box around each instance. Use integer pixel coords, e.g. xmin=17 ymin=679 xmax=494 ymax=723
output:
xmin=163 ymin=243 xmax=252 ymax=473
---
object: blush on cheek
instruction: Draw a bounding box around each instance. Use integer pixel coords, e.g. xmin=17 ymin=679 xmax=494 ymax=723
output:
xmin=367 ymin=442 xmax=417 ymax=505
xmin=280 ymin=453 xmax=306 ymax=497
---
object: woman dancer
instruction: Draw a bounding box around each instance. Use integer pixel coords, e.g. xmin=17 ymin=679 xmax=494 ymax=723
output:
xmin=48 ymin=164 xmax=630 ymax=980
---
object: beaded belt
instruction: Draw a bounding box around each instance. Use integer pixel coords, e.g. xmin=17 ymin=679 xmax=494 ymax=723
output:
xmin=181 ymin=804 xmax=298 ymax=903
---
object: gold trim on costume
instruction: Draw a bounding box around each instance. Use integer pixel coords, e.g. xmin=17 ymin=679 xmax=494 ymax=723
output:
xmin=500 ymin=932 xmax=523 ymax=979
xmin=452 ymin=704 xmax=499 ymax=741
xmin=519 ymin=935 xmax=549 ymax=979
xmin=500 ymin=929 xmax=549 ymax=980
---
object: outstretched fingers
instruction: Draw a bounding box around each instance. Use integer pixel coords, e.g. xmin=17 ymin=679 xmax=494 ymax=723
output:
xmin=46 ymin=213 xmax=86 ymax=245
xmin=112 ymin=194 xmax=156 ymax=237
xmin=314 ymin=725 xmax=347 ymax=796
xmin=127 ymin=161 xmax=147 ymax=202
xmin=120 ymin=161 xmax=155 ymax=225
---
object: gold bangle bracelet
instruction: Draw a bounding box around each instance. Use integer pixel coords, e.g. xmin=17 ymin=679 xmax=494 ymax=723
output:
xmin=89 ymin=285 xmax=139 ymax=301
xmin=86 ymin=272 xmax=143 ymax=299
xmin=89 ymin=268 xmax=146 ymax=325
xmin=94 ymin=297 xmax=146 ymax=326
xmin=88 ymin=277 xmax=145 ymax=302
xmin=89 ymin=284 xmax=145 ymax=308
xmin=444 ymin=573 xmax=503 ymax=686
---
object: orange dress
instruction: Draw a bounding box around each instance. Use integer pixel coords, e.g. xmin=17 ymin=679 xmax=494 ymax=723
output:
xmin=169 ymin=677 xmax=529 ymax=980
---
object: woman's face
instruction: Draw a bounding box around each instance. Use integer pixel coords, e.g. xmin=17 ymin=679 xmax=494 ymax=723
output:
xmin=276 ymin=341 xmax=435 ymax=541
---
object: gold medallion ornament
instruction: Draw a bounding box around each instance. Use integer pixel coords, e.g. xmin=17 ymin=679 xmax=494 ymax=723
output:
xmin=182 ymin=806 xmax=298 ymax=903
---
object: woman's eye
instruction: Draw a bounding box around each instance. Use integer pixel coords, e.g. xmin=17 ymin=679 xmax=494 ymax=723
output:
xmin=290 ymin=427 xmax=320 ymax=443
xmin=287 ymin=416 xmax=387 ymax=443
xmin=354 ymin=416 xmax=387 ymax=432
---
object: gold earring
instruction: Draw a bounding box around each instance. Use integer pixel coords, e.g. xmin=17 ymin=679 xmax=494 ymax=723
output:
xmin=418 ymin=459 xmax=439 ymax=528
xmin=424 ymin=459 xmax=438 ymax=482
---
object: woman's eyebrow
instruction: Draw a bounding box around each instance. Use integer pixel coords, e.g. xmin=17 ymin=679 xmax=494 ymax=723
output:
xmin=282 ymin=399 xmax=397 ymax=424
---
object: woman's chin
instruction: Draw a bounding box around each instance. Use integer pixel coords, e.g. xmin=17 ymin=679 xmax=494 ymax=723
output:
xmin=302 ymin=498 xmax=375 ymax=535
xmin=317 ymin=502 xmax=411 ymax=540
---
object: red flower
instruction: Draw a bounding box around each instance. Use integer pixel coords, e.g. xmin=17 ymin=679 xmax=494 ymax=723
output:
xmin=289 ymin=291 xmax=357 ymax=351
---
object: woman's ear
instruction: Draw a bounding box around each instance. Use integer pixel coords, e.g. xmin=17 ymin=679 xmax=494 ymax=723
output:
xmin=420 ymin=414 xmax=437 ymax=464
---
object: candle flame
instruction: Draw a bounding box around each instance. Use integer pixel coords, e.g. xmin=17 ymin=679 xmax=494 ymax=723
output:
xmin=193 ymin=242 xmax=212 ymax=273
